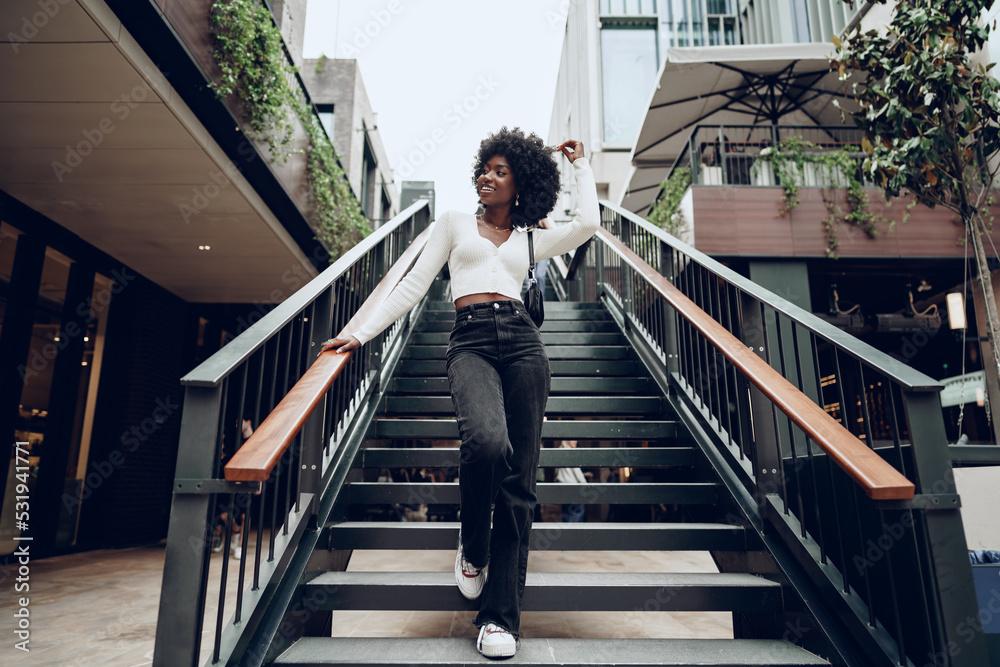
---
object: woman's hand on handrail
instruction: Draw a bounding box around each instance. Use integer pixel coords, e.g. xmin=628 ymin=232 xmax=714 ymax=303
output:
xmin=319 ymin=335 xmax=361 ymax=355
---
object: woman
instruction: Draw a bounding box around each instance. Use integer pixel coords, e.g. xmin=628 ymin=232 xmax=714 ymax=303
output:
xmin=321 ymin=127 xmax=599 ymax=658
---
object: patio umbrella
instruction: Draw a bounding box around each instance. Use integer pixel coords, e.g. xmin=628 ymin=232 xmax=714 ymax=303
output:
xmin=621 ymin=42 xmax=858 ymax=216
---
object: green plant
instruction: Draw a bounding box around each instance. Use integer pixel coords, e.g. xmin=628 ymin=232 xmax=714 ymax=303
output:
xmin=314 ymin=53 xmax=328 ymax=75
xmin=209 ymin=0 xmax=369 ymax=257
xmin=756 ymin=137 xmax=882 ymax=258
xmin=646 ymin=168 xmax=691 ymax=237
xmin=210 ymin=0 xmax=295 ymax=159
xmin=833 ymin=0 xmax=1000 ymax=431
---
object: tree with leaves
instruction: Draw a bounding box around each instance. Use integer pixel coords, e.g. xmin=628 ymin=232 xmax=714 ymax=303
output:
xmin=831 ymin=0 xmax=1000 ymax=416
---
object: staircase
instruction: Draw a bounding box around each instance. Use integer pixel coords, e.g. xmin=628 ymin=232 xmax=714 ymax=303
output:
xmin=154 ymin=201 xmax=990 ymax=667
xmin=272 ymin=301 xmax=829 ymax=666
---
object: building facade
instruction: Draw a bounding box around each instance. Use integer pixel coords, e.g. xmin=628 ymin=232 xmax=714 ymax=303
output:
xmin=302 ymin=58 xmax=399 ymax=227
xmin=0 ymin=0 xmax=396 ymax=559
xmin=549 ymin=0 xmax=1000 ymax=444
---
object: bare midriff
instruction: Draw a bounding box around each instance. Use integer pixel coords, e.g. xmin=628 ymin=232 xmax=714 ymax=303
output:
xmin=454 ymin=293 xmax=522 ymax=309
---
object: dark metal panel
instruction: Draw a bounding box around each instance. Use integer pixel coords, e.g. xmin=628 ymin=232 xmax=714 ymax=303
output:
xmin=410 ymin=332 xmax=626 ymax=346
xmin=304 ymin=571 xmax=781 ymax=612
xmin=902 ymin=392 xmax=990 ymax=667
xmin=396 ymin=359 xmax=641 ymax=376
xmin=362 ymin=446 xmax=699 ymax=469
xmin=32 ymin=262 xmax=94 ymax=555
xmin=371 ymin=418 xmax=678 ymax=440
xmin=153 ymin=384 xmax=222 ymax=667
xmin=418 ymin=319 xmax=620 ymax=333
xmin=425 ymin=301 xmax=604 ymax=311
xmin=949 ymin=444 xmax=1000 ymax=467
xmin=390 ymin=376 xmax=652 ymax=394
xmin=0 ymin=232 xmax=45 ymax=508
xmin=383 ymin=395 xmax=663 ymax=415
xmin=404 ymin=345 xmax=632 ymax=360
xmin=421 ymin=308 xmax=611 ymax=321
xmin=325 ymin=521 xmax=746 ymax=552
xmin=347 ymin=482 xmax=718 ymax=505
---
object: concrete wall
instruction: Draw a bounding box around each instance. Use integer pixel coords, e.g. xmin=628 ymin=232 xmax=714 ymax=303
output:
xmin=301 ymin=58 xmax=399 ymax=223
xmin=955 ymin=467 xmax=1000 ymax=550
xmin=271 ymin=0 xmax=309 ymax=68
xmin=547 ymin=0 xmax=617 ymax=220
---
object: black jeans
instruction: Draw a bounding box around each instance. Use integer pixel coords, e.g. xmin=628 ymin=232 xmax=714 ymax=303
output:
xmin=446 ymin=300 xmax=550 ymax=637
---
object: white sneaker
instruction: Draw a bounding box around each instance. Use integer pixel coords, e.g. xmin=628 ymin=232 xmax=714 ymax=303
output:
xmin=455 ymin=545 xmax=485 ymax=600
xmin=477 ymin=623 xmax=516 ymax=658
xmin=231 ymin=533 xmax=242 ymax=560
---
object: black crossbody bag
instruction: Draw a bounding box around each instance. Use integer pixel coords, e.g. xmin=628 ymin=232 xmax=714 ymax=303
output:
xmin=525 ymin=231 xmax=544 ymax=327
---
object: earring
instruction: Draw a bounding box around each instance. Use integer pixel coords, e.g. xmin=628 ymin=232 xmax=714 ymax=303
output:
xmin=515 ymin=194 xmax=520 ymax=206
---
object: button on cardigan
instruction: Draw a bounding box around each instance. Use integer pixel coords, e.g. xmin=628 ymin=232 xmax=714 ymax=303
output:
xmin=351 ymin=157 xmax=600 ymax=344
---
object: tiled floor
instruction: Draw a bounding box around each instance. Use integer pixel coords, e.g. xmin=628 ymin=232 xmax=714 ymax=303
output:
xmin=1 ymin=534 xmax=731 ymax=666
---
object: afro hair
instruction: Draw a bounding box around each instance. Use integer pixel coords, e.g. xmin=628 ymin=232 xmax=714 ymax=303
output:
xmin=472 ymin=126 xmax=561 ymax=230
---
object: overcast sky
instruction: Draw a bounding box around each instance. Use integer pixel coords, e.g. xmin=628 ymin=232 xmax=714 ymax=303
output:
xmin=302 ymin=0 xmax=570 ymax=216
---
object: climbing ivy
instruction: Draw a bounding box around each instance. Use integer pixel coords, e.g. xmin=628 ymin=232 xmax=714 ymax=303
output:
xmin=755 ymin=137 xmax=882 ymax=258
xmin=208 ymin=0 xmax=370 ymax=257
xmin=646 ymin=168 xmax=691 ymax=237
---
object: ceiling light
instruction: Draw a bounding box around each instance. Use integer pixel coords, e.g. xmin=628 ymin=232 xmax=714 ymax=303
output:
xmin=947 ymin=293 xmax=967 ymax=330
xmin=198 ymin=245 xmax=212 ymax=251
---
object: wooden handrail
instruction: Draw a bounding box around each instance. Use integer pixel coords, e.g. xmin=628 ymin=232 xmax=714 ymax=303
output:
xmin=224 ymin=223 xmax=436 ymax=482
xmin=596 ymin=227 xmax=915 ymax=501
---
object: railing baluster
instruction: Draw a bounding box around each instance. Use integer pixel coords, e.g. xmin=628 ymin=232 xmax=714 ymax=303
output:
xmin=214 ymin=491 xmax=233 ymax=663
xmin=878 ymin=507 xmax=908 ymax=665
xmin=774 ymin=317 xmax=806 ymax=529
xmin=851 ymin=483 xmax=876 ymax=627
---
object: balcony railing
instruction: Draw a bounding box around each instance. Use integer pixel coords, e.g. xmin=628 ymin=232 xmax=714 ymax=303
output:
xmin=668 ymin=124 xmax=867 ymax=188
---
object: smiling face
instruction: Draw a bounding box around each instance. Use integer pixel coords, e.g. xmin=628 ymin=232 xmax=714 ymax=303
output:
xmin=477 ymin=155 xmax=517 ymax=208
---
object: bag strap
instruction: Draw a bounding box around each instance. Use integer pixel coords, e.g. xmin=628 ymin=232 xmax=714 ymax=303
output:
xmin=527 ymin=231 xmax=537 ymax=285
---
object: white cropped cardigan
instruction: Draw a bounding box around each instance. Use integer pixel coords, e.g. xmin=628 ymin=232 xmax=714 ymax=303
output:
xmin=351 ymin=157 xmax=600 ymax=344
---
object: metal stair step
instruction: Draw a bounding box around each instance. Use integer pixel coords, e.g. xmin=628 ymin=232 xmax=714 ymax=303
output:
xmin=411 ymin=332 xmax=625 ymax=345
xmin=275 ymin=637 xmax=829 ymax=666
xmin=347 ymin=482 xmax=717 ymax=505
xmin=396 ymin=359 xmax=642 ymax=376
xmin=371 ymin=418 xmax=678 ymax=440
xmin=383 ymin=396 xmax=664 ymax=416
xmin=419 ymin=319 xmax=620 ymax=332
xmin=390 ymin=376 xmax=653 ymax=394
xmin=422 ymin=309 xmax=610 ymax=322
xmin=362 ymin=446 xmax=699 ymax=469
xmin=425 ymin=300 xmax=605 ymax=311
xmin=325 ymin=521 xmax=745 ymax=551
xmin=404 ymin=345 xmax=632 ymax=360
xmin=301 ymin=571 xmax=781 ymax=612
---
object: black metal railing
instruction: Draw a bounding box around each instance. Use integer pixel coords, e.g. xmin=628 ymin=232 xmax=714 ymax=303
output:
xmin=152 ymin=201 xmax=430 ymax=667
xmin=549 ymin=201 xmax=988 ymax=667
xmin=665 ymin=124 xmax=866 ymax=188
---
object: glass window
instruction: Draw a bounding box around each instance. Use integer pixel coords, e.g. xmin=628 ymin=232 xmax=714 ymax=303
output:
xmin=601 ymin=25 xmax=659 ymax=144
xmin=361 ymin=139 xmax=377 ymax=218
xmin=58 ymin=273 xmax=111 ymax=549
xmin=316 ymin=103 xmax=335 ymax=140
xmin=0 ymin=247 xmax=69 ymax=554
xmin=666 ymin=0 xmax=690 ymax=47
xmin=790 ymin=0 xmax=811 ymax=42
xmin=0 ymin=222 xmax=20 ymax=343
xmin=707 ymin=0 xmax=733 ymax=14
xmin=601 ymin=0 xmax=657 ymax=15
